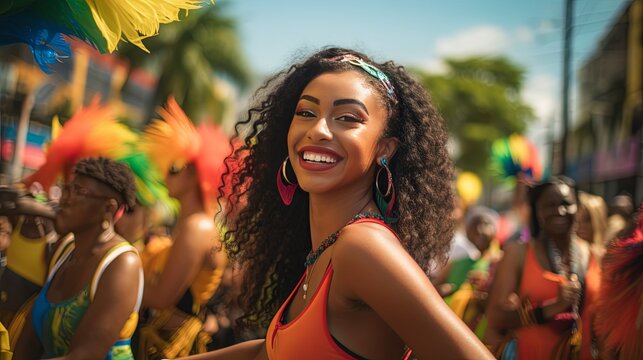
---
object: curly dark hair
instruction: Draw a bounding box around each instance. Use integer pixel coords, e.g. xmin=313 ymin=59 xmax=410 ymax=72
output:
xmin=74 ymin=157 xmax=137 ymax=212
xmin=220 ymin=47 xmax=455 ymax=330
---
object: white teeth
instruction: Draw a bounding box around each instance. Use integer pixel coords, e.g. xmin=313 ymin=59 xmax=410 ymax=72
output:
xmin=302 ymin=151 xmax=337 ymax=164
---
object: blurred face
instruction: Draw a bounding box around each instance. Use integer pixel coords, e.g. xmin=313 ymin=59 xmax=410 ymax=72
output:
xmin=536 ymin=183 xmax=577 ymax=238
xmin=56 ymin=175 xmax=115 ymax=234
xmin=575 ymin=205 xmax=593 ymax=243
xmin=466 ymin=216 xmax=496 ymax=252
xmin=287 ymin=71 xmax=394 ymax=194
xmin=115 ymin=203 xmax=147 ymax=243
xmin=165 ymin=163 xmax=196 ymax=199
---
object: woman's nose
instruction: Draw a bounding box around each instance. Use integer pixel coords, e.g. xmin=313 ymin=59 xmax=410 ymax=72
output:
xmin=306 ymin=117 xmax=332 ymax=141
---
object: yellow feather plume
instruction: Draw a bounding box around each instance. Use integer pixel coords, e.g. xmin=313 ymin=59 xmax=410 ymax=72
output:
xmin=85 ymin=0 xmax=209 ymax=53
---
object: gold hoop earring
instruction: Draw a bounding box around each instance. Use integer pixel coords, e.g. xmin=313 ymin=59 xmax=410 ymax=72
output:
xmin=281 ymin=157 xmax=296 ymax=186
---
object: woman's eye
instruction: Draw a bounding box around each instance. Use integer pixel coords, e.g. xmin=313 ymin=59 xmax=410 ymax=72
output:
xmin=295 ymin=109 xmax=316 ymax=117
xmin=336 ymin=114 xmax=364 ymax=123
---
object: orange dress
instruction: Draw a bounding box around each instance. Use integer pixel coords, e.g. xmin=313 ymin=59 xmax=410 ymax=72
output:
xmin=516 ymin=242 xmax=600 ymax=359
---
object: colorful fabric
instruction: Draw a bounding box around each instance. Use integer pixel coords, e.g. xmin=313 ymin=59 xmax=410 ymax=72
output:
xmin=5 ymin=216 xmax=47 ymax=286
xmin=594 ymin=203 xmax=643 ymax=358
xmin=514 ymin=243 xmax=600 ymax=360
xmin=31 ymin=241 xmax=141 ymax=359
xmin=0 ymin=321 xmax=10 ymax=360
xmin=141 ymin=232 xmax=226 ymax=312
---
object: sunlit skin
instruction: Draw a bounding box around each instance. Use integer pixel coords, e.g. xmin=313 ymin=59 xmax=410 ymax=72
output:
xmin=182 ymin=70 xmax=493 ymax=359
xmin=14 ymin=174 xmax=141 ymax=360
xmin=575 ymin=205 xmax=593 ymax=244
xmin=141 ymin=163 xmax=225 ymax=327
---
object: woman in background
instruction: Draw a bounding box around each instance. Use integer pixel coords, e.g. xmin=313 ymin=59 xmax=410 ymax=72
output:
xmin=485 ymin=176 xmax=601 ymax=359
xmin=137 ymin=99 xmax=230 ymax=359
xmin=15 ymin=157 xmax=142 ymax=359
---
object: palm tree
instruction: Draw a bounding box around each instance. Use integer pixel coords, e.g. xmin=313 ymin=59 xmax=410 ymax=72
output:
xmin=116 ymin=3 xmax=251 ymax=124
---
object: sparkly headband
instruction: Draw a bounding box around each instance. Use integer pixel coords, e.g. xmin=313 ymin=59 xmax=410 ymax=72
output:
xmin=330 ymin=54 xmax=398 ymax=102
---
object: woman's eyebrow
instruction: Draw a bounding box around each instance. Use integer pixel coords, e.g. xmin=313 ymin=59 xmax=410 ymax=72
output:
xmin=333 ymin=98 xmax=369 ymax=115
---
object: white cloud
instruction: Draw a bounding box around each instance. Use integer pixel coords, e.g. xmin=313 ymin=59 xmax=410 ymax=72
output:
xmin=523 ymin=73 xmax=559 ymax=169
xmin=514 ymin=26 xmax=534 ymax=43
xmin=522 ymin=73 xmax=558 ymax=124
xmin=537 ymin=19 xmax=557 ymax=34
xmin=435 ymin=25 xmax=511 ymax=58
xmin=420 ymin=58 xmax=449 ymax=75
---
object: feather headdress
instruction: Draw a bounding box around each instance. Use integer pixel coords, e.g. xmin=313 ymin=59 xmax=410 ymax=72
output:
xmin=0 ymin=0 xmax=211 ymax=72
xmin=117 ymin=152 xmax=174 ymax=211
xmin=24 ymin=99 xmax=172 ymax=211
xmin=24 ymin=98 xmax=135 ymax=189
xmin=142 ymin=97 xmax=231 ymax=213
xmin=595 ymin=203 xmax=643 ymax=358
xmin=489 ymin=134 xmax=543 ymax=186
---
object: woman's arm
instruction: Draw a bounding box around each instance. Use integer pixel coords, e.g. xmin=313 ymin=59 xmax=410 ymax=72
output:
xmin=484 ymin=242 xmax=572 ymax=346
xmin=62 ymin=251 xmax=142 ymax=360
xmin=333 ymin=223 xmax=493 ymax=359
xmin=484 ymin=241 xmax=525 ymax=343
xmin=143 ymin=215 xmax=217 ymax=309
xmin=177 ymin=339 xmax=267 ymax=360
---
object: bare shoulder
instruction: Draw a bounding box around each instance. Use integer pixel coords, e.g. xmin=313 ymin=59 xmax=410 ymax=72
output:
xmin=104 ymin=241 xmax=142 ymax=275
xmin=500 ymin=240 xmax=527 ymax=267
xmin=333 ymin=221 xmax=403 ymax=261
xmin=332 ymin=221 xmax=414 ymax=280
xmin=184 ymin=213 xmax=216 ymax=232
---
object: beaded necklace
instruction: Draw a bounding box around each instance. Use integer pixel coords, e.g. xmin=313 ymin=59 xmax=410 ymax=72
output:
xmin=546 ymin=237 xmax=583 ymax=348
xmin=302 ymin=211 xmax=383 ymax=300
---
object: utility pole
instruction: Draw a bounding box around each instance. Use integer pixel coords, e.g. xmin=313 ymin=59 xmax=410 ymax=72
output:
xmin=560 ymin=0 xmax=575 ymax=175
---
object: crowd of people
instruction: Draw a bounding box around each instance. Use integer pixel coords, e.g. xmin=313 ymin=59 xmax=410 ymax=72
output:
xmin=0 ymin=47 xmax=641 ymax=360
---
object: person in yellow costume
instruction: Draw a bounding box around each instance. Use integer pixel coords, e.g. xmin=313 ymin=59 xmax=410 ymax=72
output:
xmin=137 ymin=98 xmax=231 ymax=359
xmin=0 ymin=184 xmax=58 ymax=342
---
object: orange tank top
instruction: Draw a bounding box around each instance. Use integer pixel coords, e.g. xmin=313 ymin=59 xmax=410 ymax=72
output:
xmin=516 ymin=242 xmax=600 ymax=360
xmin=267 ymin=263 xmax=358 ymax=359
xmin=266 ymin=218 xmax=412 ymax=360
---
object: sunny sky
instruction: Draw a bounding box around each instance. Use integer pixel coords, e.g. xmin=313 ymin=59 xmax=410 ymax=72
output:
xmin=219 ymin=0 xmax=630 ymax=167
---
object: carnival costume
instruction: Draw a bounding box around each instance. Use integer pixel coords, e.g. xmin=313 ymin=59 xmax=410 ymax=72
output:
xmin=11 ymin=101 xmax=169 ymax=358
xmin=137 ymin=98 xmax=230 ymax=358
xmin=32 ymin=239 xmax=143 ymax=359
xmin=0 ymin=0 xmax=211 ymax=73
xmin=507 ymin=241 xmax=601 ymax=359
xmin=594 ymin=203 xmax=643 ymax=359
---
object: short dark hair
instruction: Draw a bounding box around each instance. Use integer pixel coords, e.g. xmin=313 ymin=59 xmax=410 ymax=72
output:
xmin=74 ymin=157 xmax=137 ymax=212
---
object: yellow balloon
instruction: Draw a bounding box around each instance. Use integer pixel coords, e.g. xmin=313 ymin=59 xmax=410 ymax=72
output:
xmin=457 ymin=172 xmax=483 ymax=205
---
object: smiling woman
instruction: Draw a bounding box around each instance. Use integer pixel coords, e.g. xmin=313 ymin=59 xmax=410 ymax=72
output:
xmin=485 ymin=176 xmax=602 ymax=359
xmin=181 ymin=47 xmax=493 ymax=360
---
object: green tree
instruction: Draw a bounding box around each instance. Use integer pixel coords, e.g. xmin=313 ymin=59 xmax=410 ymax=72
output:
xmin=116 ymin=4 xmax=251 ymax=123
xmin=414 ymin=57 xmax=534 ymax=176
